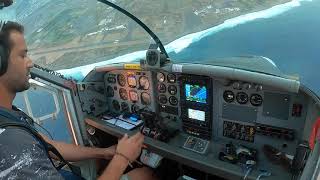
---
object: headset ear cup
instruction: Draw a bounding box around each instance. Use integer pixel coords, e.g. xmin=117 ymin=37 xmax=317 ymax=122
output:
xmin=0 ymin=45 xmax=8 ymax=76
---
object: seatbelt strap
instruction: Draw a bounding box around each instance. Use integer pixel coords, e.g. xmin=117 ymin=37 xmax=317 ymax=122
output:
xmin=0 ymin=111 xmax=81 ymax=177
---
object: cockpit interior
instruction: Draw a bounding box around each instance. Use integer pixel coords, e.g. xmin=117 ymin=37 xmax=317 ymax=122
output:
xmin=75 ymin=49 xmax=320 ymax=180
xmin=2 ymin=0 xmax=320 ymax=179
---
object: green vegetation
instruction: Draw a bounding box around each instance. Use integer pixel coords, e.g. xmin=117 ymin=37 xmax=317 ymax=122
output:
xmin=25 ymin=0 xmax=290 ymax=69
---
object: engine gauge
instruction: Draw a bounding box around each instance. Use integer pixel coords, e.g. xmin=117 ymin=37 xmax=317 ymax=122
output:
xmin=127 ymin=75 xmax=137 ymax=88
xmin=139 ymin=76 xmax=150 ymax=90
xmin=168 ymin=85 xmax=177 ymax=95
xmin=157 ymin=83 xmax=166 ymax=93
xmin=112 ymin=100 xmax=120 ymax=111
xmin=223 ymin=90 xmax=235 ymax=103
xmin=169 ymin=96 xmax=178 ymax=106
xmin=158 ymin=95 xmax=167 ymax=104
xmin=119 ymin=88 xmax=128 ymax=100
xmin=167 ymin=73 xmax=176 ymax=83
xmin=131 ymin=104 xmax=140 ymax=113
xmin=250 ymin=94 xmax=263 ymax=106
xmin=157 ymin=72 xmax=165 ymax=82
xmin=236 ymin=92 xmax=248 ymax=104
xmin=121 ymin=102 xmax=130 ymax=112
xmin=107 ymin=76 xmax=116 ymax=84
xmin=106 ymin=86 xmax=114 ymax=97
xmin=117 ymin=74 xmax=126 ymax=87
xmin=129 ymin=90 xmax=139 ymax=102
xmin=141 ymin=92 xmax=151 ymax=105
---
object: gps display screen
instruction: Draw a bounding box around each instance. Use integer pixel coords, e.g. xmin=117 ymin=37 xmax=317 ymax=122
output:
xmin=185 ymin=84 xmax=207 ymax=103
xmin=188 ymin=108 xmax=205 ymax=121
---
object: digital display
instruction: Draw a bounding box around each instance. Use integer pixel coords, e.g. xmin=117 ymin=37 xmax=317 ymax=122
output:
xmin=185 ymin=84 xmax=207 ymax=103
xmin=188 ymin=109 xmax=205 ymax=121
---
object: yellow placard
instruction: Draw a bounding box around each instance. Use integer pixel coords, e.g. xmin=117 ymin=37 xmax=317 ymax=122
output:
xmin=124 ymin=64 xmax=141 ymax=70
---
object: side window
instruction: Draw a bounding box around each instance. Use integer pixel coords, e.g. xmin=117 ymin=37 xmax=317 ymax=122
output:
xmin=13 ymin=79 xmax=76 ymax=144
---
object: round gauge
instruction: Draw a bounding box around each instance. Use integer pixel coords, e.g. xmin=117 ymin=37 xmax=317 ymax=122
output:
xmin=250 ymin=94 xmax=263 ymax=106
xmin=223 ymin=90 xmax=235 ymax=103
xmin=117 ymin=74 xmax=126 ymax=87
xmin=107 ymin=76 xmax=116 ymax=84
xmin=121 ymin=102 xmax=130 ymax=112
xmin=106 ymin=86 xmax=114 ymax=97
xmin=119 ymin=88 xmax=128 ymax=100
xmin=167 ymin=73 xmax=176 ymax=83
xmin=158 ymin=95 xmax=167 ymax=104
xmin=139 ymin=76 xmax=150 ymax=90
xmin=169 ymin=96 xmax=178 ymax=106
xmin=236 ymin=92 xmax=248 ymax=104
xmin=127 ymin=75 xmax=137 ymax=88
xmin=131 ymin=104 xmax=140 ymax=114
xmin=129 ymin=90 xmax=139 ymax=102
xmin=141 ymin=92 xmax=151 ymax=105
xmin=112 ymin=100 xmax=120 ymax=111
xmin=157 ymin=83 xmax=166 ymax=93
xmin=157 ymin=72 xmax=165 ymax=82
xmin=168 ymin=85 xmax=177 ymax=95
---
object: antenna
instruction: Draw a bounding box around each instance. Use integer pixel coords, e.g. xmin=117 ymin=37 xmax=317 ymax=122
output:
xmin=98 ymin=0 xmax=169 ymax=59
xmin=0 ymin=0 xmax=13 ymax=9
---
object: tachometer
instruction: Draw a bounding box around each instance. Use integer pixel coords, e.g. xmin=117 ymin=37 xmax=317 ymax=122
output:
xmin=139 ymin=76 xmax=150 ymax=90
xmin=117 ymin=74 xmax=126 ymax=87
xmin=141 ymin=92 xmax=151 ymax=105
xmin=119 ymin=88 xmax=128 ymax=100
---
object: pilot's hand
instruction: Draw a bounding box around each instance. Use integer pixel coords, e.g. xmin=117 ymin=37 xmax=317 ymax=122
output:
xmin=116 ymin=132 xmax=144 ymax=162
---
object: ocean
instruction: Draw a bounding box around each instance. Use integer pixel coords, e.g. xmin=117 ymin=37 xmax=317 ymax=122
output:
xmin=170 ymin=0 xmax=320 ymax=95
xmin=59 ymin=0 xmax=320 ymax=95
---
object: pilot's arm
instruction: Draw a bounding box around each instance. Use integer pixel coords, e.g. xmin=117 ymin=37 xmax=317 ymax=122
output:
xmin=42 ymin=132 xmax=144 ymax=180
xmin=40 ymin=133 xmax=116 ymax=161
xmin=98 ymin=132 xmax=144 ymax=180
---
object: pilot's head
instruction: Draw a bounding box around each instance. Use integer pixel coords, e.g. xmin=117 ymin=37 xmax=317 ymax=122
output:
xmin=0 ymin=21 xmax=33 ymax=93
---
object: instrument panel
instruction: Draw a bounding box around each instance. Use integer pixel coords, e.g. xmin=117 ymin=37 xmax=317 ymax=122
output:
xmin=105 ymin=71 xmax=156 ymax=115
xmin=104 ymin=70 xmax=307 ymax=145
xmin=84 ymin=64 xmax=313 ymax=180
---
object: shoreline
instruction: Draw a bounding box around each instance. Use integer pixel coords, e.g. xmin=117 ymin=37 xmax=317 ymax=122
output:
xmin=55 ymin=0 xmax=311 ymax=79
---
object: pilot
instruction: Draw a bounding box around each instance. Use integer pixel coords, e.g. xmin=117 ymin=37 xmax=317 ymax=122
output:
xmin=0 ymin=21 xmax=156 ymax=180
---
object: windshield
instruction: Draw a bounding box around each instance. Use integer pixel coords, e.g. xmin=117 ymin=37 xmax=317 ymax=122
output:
xmin=1 ymin=0 xmax=319 ymax=95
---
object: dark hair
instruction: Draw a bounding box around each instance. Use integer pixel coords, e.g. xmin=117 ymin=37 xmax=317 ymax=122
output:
xmin=0 ymin=21 xmax=24 ymax=52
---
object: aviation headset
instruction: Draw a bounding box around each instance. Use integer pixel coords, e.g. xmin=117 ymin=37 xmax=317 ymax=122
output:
xmin=0 ymin=20 xmax=9 ymax=76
